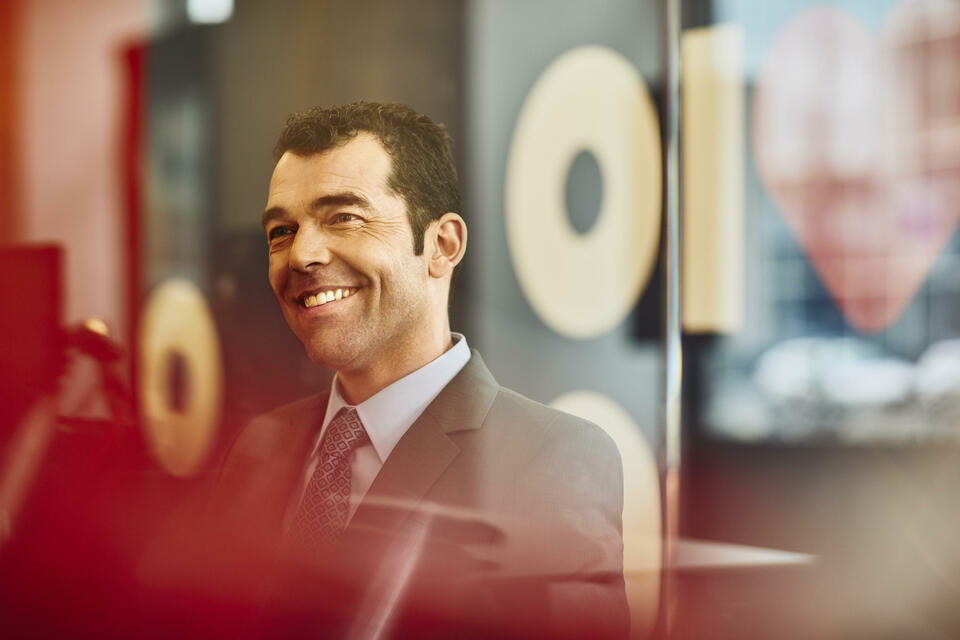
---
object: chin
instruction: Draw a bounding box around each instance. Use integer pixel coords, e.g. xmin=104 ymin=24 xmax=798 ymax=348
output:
xmin=302 ymin=337 xmax=359 ymax=372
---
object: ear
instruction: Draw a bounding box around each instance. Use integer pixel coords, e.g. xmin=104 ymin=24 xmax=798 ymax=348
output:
xmin=427 ymin=213 xmax=467 ymax=279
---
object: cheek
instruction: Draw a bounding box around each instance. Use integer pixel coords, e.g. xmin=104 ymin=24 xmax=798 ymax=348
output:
xmin=267 ymin=274 xmax=280 ymax=298
xmin=268 ymin=272 xmax=285 ymax=307
xmin=385 ymin=260 xmax=431 ymax=308
xmin=267 ymin=259 xmax=286 ymax=294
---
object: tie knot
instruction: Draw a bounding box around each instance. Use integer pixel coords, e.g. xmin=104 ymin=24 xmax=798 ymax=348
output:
xmin=320 ymin=407 xmax=369 ymax=461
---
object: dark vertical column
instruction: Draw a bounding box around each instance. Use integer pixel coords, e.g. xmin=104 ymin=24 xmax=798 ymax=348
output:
xmin=121 ymin=43 xmax=145 ymax=378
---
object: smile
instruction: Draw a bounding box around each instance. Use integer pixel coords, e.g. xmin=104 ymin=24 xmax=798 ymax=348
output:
xmin=300 ymin=287 xmax=358 ymax=308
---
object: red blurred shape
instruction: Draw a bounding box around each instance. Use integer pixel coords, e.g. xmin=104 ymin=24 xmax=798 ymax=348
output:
xmin=0 ymin=0 xmax=19 ymax=244
xmin=0 ymin=245 xmax=63 ymax=432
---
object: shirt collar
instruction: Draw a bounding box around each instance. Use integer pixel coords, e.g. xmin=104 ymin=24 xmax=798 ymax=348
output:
xmin=320 ymin=333 xmax=471 ymax=463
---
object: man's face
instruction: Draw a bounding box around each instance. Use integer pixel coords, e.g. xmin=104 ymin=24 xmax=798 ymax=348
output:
xmin=263 ymin=133 xmax=433 ymax=373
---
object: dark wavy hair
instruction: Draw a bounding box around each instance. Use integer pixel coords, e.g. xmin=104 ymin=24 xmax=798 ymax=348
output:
xmin=273 ymin=102 xmax=461 ymax=255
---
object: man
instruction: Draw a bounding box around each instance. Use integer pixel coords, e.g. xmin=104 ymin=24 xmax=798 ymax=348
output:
xmin=212 ymin=102 xmax=629 ymax=638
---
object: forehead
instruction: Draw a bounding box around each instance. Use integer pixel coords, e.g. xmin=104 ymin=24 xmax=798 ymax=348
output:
xmin=266 ymin=132 xmax=394 ymax=206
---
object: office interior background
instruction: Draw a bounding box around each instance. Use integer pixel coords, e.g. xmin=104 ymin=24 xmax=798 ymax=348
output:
xmin=1 ymin=0 xmax=959 ymax=638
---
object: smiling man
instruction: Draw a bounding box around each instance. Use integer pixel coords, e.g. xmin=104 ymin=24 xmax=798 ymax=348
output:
xmin=262 ymin=126 xmax=463 ymax=407
xmin=214 ymin=102 xmax=629 ymax=638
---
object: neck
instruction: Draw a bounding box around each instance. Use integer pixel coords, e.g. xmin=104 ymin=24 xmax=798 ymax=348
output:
xmin=336 ymin=326 xmax=453 ymax=405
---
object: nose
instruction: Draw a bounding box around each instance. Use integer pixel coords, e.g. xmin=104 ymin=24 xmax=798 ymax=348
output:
xmin=288 ymin=226 xmax=333 ymax=272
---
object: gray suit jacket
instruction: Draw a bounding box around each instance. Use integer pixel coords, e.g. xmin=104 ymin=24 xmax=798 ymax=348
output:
xmin=206 ymin=351 xmax=629 ymax=638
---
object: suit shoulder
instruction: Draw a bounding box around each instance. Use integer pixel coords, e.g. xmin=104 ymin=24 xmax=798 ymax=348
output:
xmin=488 ymin=386 xmax=621 ymax=462
xmin=228 ymin=391 xmax=328 ymax=458
xmin=249 ymin=391 xmax=329 ymax=424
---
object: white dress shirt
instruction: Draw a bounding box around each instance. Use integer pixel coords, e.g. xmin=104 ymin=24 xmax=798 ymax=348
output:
xmin=291 ymin=333 xmax=471 ymax=526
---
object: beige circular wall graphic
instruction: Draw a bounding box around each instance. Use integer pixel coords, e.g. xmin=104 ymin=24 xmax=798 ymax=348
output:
xmin=506 ymin=46 xmax=662 ymax=339
xmin=138 ymin=278 xmax=223 ymax=477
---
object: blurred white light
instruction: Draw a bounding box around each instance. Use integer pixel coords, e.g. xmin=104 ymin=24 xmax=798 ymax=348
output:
xmin=823 ymin=357 xmax=913 ymax=407
xmin=187 ymin=0 xmax=233 ymax=24
xmin=915 ymin=339 xmax=960 ymax=396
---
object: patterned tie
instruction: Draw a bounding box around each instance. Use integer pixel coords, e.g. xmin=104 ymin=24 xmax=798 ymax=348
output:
xmin=289 ymin=407 xmax=369 ymax=552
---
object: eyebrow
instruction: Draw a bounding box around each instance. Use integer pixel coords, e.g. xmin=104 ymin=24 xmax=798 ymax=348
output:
xmin=261 ymin=192 xmax=374 ymax=229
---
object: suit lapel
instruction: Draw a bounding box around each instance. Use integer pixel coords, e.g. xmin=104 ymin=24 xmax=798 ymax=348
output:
xmin=219 ymin=391 xmax=329 ymax=532
xmin=347 ymin=408 xmax=459 ymax=535
xmin=347 ymin=350 xmax=499 ymax=535
xmin=272 ymin=392 xmax=330 ymax=502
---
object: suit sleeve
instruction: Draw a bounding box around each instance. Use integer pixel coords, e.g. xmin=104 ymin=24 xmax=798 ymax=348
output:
xmin=528 ymin=413 xmax=632 ymax=639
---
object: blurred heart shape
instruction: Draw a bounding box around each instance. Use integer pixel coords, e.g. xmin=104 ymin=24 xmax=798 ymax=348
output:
xmin=753 ymin=0 xmax=960 ymax=333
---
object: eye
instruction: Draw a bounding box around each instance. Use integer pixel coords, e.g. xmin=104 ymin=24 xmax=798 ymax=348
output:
xmin=330 ymin=212 xmax=361 ymax=225
xmin=267 ymin=225 xmax=295 ymax=241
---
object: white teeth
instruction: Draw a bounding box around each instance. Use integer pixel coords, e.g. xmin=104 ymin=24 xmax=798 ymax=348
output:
xmin=303 ymin=288 xmax=356 ymax=308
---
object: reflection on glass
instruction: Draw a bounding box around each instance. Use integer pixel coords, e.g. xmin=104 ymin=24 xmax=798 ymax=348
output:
xmin=705 ymin=0 xmax=960 ymax=443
